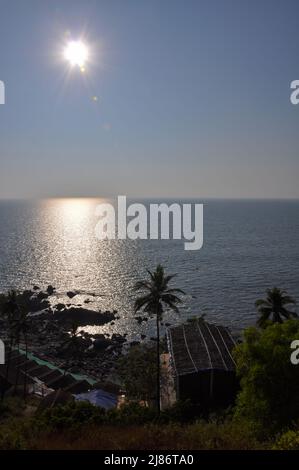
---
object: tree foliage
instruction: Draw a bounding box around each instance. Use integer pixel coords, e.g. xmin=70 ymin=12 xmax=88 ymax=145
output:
xmin=233 ymin=320 xmax=299 ymax=432
xmin=117 ymin=344 xmax=157 ymax=402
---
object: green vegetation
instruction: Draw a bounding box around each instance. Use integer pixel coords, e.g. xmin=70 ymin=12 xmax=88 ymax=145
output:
xmin=0 ymin=290 xmax=31 ymax=399
xmin=0 ymin=398 xmax=267 ymax=450
xmin=117 ymin=344 xmax=157 ymax=402
xmin=1 ymin=282 xmax=299 ymax=449
xmin=233 ymin=320 xmax=299 ymax=433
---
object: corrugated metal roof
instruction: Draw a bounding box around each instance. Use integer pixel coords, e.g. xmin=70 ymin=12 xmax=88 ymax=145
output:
xmin=0 ymin=347 xmax=91 ymax=393
xmin=167 ymin=320 xmax=237 ymax=376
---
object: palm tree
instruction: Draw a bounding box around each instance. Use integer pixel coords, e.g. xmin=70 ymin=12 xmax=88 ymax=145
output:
xmin=256 ymin=287 xmax=297 ymax=328
xmin=134 ymin=264 xmax=184 ymax=413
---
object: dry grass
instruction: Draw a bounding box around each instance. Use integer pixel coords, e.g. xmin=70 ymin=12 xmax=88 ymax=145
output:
xmin=28 ymin=421 xmax=269 ymax=450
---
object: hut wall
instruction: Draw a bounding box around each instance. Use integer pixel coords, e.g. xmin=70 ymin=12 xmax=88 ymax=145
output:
xmin=178 ymin=369 xmax=238 ymax=406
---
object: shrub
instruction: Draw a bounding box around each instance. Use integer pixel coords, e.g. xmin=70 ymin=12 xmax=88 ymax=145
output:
xmin=117 ymin=344 xmax=157 ymax=401
xmin=233 ymin=320 xmax=299 ymax=433
xmin=273 ymin=429 xmax=299 ymax=450
xmin=37 ymin=401 xmax=106 ymax=430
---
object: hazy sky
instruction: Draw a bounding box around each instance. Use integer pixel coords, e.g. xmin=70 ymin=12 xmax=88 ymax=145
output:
xmin=0 ymin=0 xmax=298 ymax=199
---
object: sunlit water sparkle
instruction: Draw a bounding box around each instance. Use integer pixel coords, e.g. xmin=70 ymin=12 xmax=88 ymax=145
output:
xmin=0 ymin=198 xmax=298 ymax=339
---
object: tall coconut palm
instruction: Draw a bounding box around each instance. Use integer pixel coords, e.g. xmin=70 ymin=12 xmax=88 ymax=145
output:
xmin=256 ymin=287 xmax=297 ymax=328
xmin=134 ymin=264 xmax=184 ymax=413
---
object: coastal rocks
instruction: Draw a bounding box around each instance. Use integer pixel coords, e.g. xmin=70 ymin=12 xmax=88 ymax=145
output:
xmin=21 ymin=289 xmax=51 ymax=312
xmin=111 ymin=334 xmax=126 ymax=344
xmin=36 ymin=291 xmax=49 ymax=302
xmin=55 ymin=303 xmax=66 ymax=311
xmin=134 ymin=316 xmax=148 ymax=324
xmin=67 ymin=291 xmax=78 ymax=299
xmin=93 ymin=336 xmax=113 ymax=351
xmin=46 ymin=285 xmax=55 ymax=295
xmin=53 ymin=307 xmax=115 ymax=326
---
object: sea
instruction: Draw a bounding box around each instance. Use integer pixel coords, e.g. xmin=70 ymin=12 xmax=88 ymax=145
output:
xmin=0 ymin=198 xmax=298 ymax=339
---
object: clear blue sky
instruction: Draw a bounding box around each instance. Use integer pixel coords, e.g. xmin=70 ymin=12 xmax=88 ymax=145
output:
xmin=0 ymin=0 xmax=298 ymax=198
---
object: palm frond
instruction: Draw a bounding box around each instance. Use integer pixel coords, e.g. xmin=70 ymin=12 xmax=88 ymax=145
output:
xmin=134 ymin=294 xmax=152 ymax=313
xmin=133 ymin=280 xmax=152 ymax=292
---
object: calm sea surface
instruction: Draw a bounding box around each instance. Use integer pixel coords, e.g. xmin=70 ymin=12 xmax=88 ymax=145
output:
xmin=0 ymin=199 xmax=298 ymax=338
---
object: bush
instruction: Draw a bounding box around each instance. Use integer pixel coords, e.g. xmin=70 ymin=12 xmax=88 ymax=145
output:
xmin=37 ymin=401 xmax=106 ymax=430
xmin=160 ymin=400 xmax=202 ymax=424
xmin=106 ymin=402 xmax=157 ymax=425
xmin=233 ymin=320 xmax=299 ymax=433
xmin=117 ymin=344 xmax=157 ymax=401
xmin=273 ymin=429 xmax=299 ymax=450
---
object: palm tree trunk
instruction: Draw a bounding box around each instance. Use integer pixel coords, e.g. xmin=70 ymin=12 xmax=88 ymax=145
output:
xmin=156 ymin=313 xmax=161 ymax=414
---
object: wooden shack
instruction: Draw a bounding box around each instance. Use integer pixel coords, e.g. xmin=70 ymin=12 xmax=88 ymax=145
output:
xmin=166 ymin=320 xmax=239 ymax=406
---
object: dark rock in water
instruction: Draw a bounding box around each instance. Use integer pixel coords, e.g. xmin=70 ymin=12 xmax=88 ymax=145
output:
xmin=94 ymin=337 xmax=113 ymax=351
xmin=55 ymin=303 xmax=65 ymax=311
xmin=67 ymin=291 xmax=77 ymax=299
xmin=47 ymin=285 xmax=55 ymax=295
xmin=135 ymin=316 xmax=147 ymax=324
xmin=111 ymin=334 xmax=126 ymax=343
xmin=54 ymin=307 xmax=115 ymax=326
xmin=36 ymin=291 xmax=49 ymax=301
xmin=21 ymin=289 xmax=51 ymax=313
xmin=110 ymin=321 xmax=115 ymax=325
xmin=22 ymin=289 xmax=34 ymax=300
xmin=84 ymin=299 xmax=91 ymax=304
xmin=93 ymin=333 xmax=105 ymax=339
xmin=33 ymin=286 xmax=40 ymax=291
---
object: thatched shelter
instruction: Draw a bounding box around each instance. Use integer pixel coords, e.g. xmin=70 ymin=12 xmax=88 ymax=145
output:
xmin=166 ymin=320 xmax=239 ymax=406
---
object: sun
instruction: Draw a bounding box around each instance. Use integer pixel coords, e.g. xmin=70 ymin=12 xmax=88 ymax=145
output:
xmin=63 ymin=40 xmax=89 ymax=69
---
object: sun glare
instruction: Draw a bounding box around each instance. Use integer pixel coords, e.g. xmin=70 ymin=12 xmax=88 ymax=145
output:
xmin=63 ymin=40 xmax=89 ymax=69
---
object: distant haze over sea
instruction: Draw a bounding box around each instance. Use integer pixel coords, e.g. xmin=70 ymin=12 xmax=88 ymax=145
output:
xmin=0 ymin=198 xmax=298 ymax=337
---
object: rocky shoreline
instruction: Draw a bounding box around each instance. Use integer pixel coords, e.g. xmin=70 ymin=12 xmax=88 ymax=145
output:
xmin=0 ymin=286 xmax=137 ymax=382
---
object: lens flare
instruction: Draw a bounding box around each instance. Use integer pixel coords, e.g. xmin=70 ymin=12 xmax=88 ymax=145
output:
xmin=64 ymin=40 xmax=89 ymax=68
